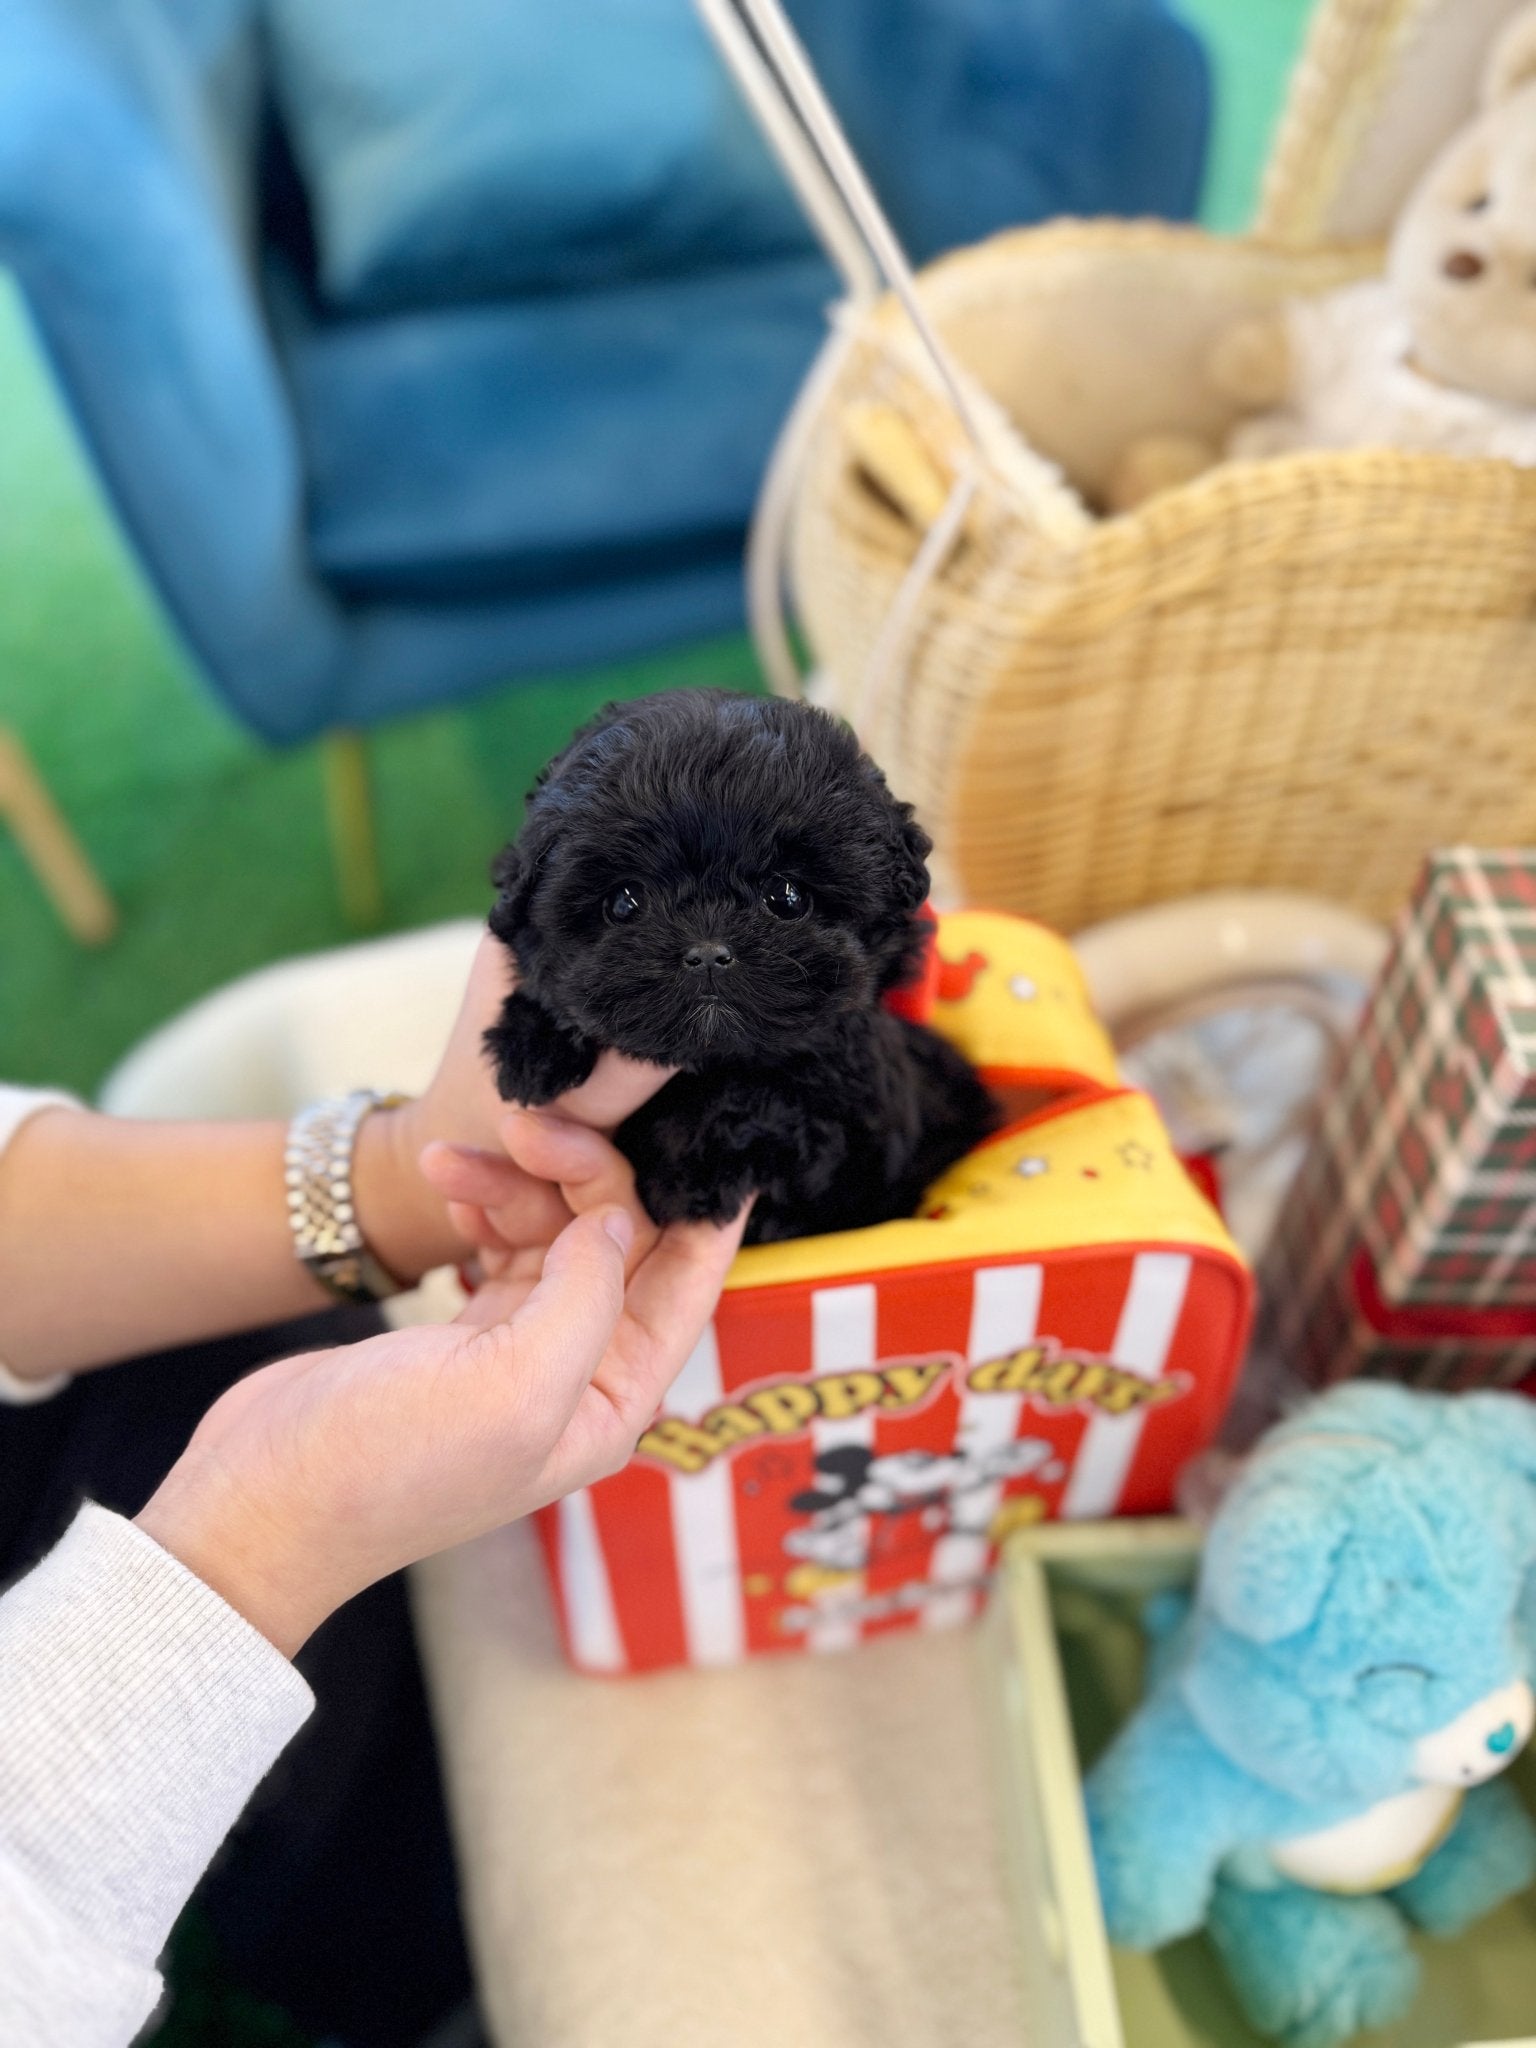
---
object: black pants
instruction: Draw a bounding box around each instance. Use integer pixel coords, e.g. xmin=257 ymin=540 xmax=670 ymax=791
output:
xmin=0 ymin=1311 xmax=473 ymax=2048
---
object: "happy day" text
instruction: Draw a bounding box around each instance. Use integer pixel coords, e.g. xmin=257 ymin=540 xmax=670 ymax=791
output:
xmin=636 ymin=1343 xmax=1185 ymax=1474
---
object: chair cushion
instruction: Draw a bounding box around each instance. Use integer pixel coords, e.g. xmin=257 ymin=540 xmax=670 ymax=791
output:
xmin=282 ymin=256 xmax=832 ymax=597
xmin=262 ymin=0 xmax=811 ymax=312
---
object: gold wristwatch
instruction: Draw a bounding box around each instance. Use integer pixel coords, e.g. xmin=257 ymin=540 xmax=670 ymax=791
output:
xmin=284 ymin=1090 xmax=409 ymax=1304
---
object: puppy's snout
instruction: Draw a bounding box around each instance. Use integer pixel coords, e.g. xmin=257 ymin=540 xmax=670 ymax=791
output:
xmin=684 ymin=941 xmax=735 ymax=972
xmin=1442 ymin=248 xmax=1486 ymax=280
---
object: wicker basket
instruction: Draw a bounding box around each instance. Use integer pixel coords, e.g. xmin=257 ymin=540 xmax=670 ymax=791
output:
xmin=698 ymin=0 xmax=1536 ymax=929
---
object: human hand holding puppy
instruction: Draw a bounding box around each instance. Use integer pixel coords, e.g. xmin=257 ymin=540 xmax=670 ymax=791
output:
xmin=135 ymin=984 xmax=734 ymax=1659
xmin=348 ymin=929 xmax=680 ymax=1281
xmin=137 ymin=1120 xmax=747 ymax=1658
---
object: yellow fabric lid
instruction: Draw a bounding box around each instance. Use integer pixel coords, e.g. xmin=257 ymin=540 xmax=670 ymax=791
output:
xmin=725 ymin=910 xmax=1239 ymax=1293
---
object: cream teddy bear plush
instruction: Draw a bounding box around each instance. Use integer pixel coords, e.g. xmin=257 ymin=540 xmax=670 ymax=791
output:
xmin=1108 ymin=5 xmax=1536 ymax=512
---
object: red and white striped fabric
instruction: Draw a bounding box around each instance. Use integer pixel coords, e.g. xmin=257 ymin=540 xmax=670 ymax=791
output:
xmin=537 ymin=1241 xmax=1246 ymax=1675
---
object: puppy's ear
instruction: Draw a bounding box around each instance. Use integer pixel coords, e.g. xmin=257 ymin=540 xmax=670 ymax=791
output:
xmin=863 ymin=781 xmax=934 ymax=986
xmin=853 ymin=752 xmax=931 ymax=907
xmin=488 ymin=834 xmax=544 ymax=946
xmin=887 ymin=804 xmax=933 ymax=911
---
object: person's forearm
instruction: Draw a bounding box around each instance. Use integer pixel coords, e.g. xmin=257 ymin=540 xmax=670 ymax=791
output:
xmin=0 ymin=1106 xmax=460 ymax=1379
xmin=0 ymin=1507 xmax=313 ymax=2046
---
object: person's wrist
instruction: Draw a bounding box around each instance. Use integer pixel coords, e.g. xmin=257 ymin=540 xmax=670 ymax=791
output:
xmin=350 ymin=1101 xmax=464 ymax=1286
xmin=135 ymin=1458 xmax=343 ymax=1660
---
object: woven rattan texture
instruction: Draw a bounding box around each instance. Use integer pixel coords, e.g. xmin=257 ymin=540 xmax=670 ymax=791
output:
xmin=789 ymin=222 xmax=1536 ymax=930
xmin=1258 ymin=0 xmax=1427 ymax=242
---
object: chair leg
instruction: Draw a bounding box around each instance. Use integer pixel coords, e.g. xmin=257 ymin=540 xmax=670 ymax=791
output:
xmin=0 ymin=726 xmax=117 ymax=945
xmin=323 ymin=728 xmax=384 ymax=930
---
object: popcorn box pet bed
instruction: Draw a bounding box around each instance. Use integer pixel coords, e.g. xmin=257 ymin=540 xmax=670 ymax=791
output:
xmin=534 ymin=912 xmax=1252 ymax=1675
xmin=700 ymin=0 xmax=1536 ymax=931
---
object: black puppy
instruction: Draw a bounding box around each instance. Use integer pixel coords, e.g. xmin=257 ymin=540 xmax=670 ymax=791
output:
xmin=484 ymin=690 xmax=996 ymax=1243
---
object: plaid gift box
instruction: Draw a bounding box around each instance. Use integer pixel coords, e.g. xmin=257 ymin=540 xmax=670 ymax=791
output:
xmin=1264 ymin=849 xmax=1536 ymax=1391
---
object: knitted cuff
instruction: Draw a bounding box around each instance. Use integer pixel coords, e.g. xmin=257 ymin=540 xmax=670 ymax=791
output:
xmin=0 ymin=1505 xmax=314 ymax=1965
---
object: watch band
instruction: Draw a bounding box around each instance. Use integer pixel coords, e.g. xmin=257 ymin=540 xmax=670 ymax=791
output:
xmin=284 ymin=1090 xmax=409 ymax=1305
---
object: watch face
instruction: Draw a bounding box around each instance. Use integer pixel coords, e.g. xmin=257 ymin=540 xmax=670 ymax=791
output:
xmin=312 ymin=1246 xmax=399 ymax=1305
xmin=319 ymin=1252 xmax=370 ymax=1302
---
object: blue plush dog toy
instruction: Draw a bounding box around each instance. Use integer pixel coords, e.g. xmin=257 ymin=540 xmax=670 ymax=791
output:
xmin=1086 ymin=1383 xmax=1536 ymax=2048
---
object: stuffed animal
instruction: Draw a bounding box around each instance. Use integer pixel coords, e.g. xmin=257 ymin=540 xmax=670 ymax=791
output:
xmin=1107 ymin=5 xmax=1536 ymax=512
xmin=1086 ymin=1382 xmax=1536 ymax=2048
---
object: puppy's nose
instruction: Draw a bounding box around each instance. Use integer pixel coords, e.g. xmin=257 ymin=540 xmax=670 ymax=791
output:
xmin=1443 ymin=248 xmax=1486 ymax=280
xmin=684 ymin=942 xmax=735 ymax=972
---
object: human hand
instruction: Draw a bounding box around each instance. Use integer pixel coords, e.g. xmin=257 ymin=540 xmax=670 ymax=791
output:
xmin=351 ymin=933 xmax=676 ymax=1283
xmin=418 ymin=1102 xmax=668 ymax=1290
xmin=136 ymin=1194 xmax=748 ymax=1657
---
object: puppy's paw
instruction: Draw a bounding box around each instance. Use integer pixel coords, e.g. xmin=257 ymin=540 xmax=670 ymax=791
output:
xmin=483 ymin=989 xmax=598 ymax=1105
xmin=632 ymin=1155 xmax=757 ymax=1230
xmin=619 ymin=1091 xmax=758 ymax=1227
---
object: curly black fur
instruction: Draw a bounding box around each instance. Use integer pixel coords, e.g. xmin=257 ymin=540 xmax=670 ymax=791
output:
xmin=484 ymin=690 xmax=997 ymax=1243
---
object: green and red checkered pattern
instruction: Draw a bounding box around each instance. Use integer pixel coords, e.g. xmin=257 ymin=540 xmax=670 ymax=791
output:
xmin=1262 ymin=850 xmax=1536 ymax=1390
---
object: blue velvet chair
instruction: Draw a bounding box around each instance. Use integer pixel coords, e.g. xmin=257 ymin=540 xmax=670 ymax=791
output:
xmin=1 ymin=0 xmax=1207 ymax=918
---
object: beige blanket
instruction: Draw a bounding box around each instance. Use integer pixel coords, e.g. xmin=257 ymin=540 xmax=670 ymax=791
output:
xmin=412 ymin=1525 xmax=1031 ymax=2047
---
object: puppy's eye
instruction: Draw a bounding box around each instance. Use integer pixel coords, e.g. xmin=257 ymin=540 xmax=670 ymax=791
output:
xmin=604 ymin=883 xmax=645 ymax=925
xmin=761 ymin=875 xmax=810 ymax=921
xmin=1464 ymin=192 xmax=1490 ymax=213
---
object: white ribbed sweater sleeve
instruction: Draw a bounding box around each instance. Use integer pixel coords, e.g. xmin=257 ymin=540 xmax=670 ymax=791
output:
xmin=0 ymin=1506 xmax=314 ymax=2047
xmin=0 ymin=1082 xmax=82 ymax=1404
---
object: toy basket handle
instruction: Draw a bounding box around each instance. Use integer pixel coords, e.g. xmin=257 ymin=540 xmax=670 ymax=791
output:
xmin=694 ymin=0 xmax=987 ymax=724
xmin=694 ymin=0 xmax=985 ymax=432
